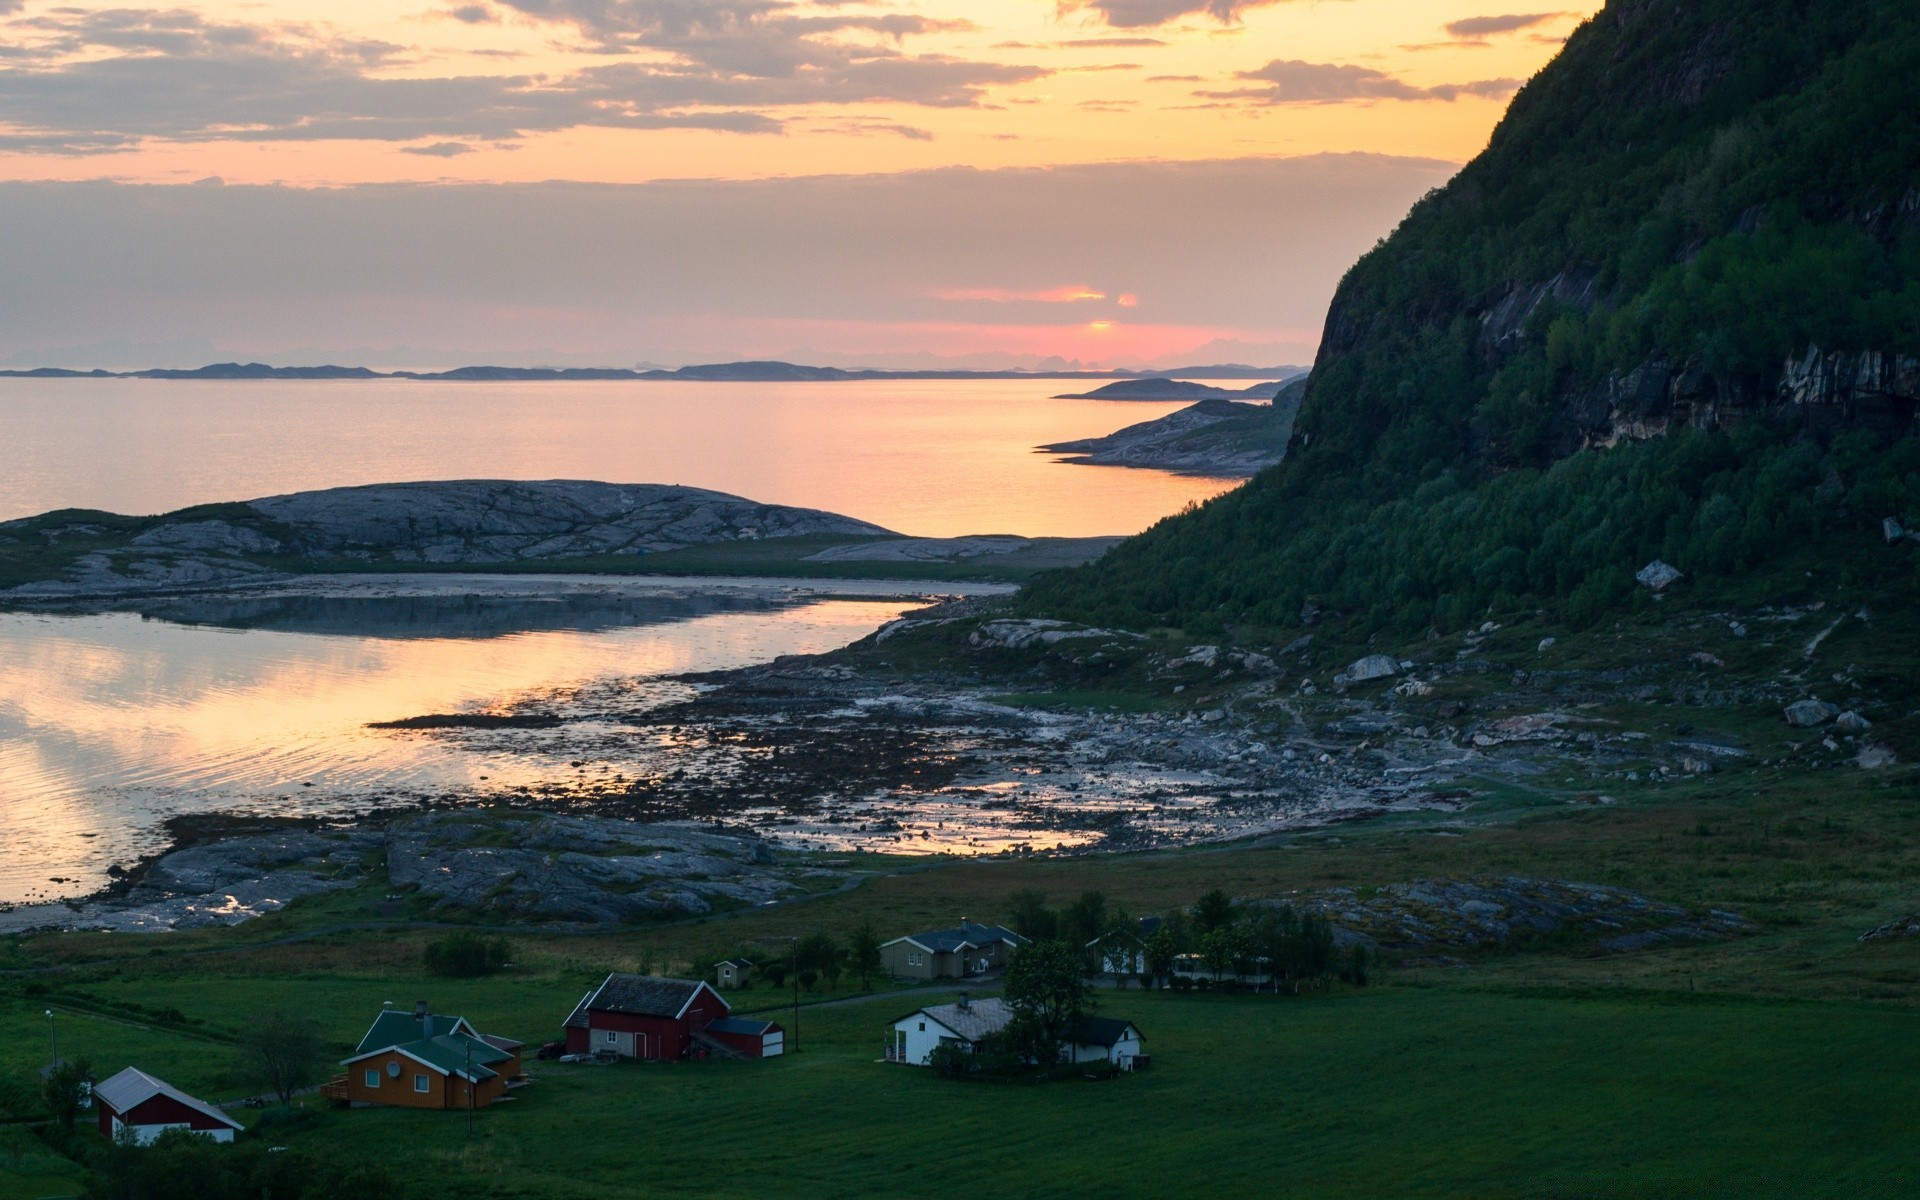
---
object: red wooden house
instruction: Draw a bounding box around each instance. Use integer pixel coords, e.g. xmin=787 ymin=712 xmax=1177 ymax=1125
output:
xmin=94 ymin=1067 xmax=244 ymax=1145
xmin=563 ymin=973 xmax=780 ymax=1060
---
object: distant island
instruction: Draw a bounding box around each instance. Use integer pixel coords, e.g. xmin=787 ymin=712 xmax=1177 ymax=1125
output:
xmin=0 ymin=359 xmax=1306 ymax=383
xmin=1051 ymin=378 xmax=1293 ymax=401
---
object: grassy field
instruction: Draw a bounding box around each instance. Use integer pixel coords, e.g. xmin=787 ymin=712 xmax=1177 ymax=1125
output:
xmin=6 ymin=982 xmax=1919 ymax=1199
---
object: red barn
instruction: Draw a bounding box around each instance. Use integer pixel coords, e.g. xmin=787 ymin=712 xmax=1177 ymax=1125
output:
xmin=94 ymin=1067 xmax=244 ymax=1145
xmin=563 ymin=974 xmax=735 ymax=1061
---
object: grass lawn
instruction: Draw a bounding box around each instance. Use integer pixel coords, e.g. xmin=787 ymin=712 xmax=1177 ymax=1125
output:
xmin=23 ymin=986 xmax=1906 ymax=1200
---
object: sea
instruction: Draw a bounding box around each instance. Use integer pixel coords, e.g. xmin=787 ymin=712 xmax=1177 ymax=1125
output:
xmin=0 ymin=377 xmax=1244 ymax=904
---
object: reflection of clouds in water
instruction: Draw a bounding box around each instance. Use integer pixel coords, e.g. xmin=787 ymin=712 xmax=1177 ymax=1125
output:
xmin=0 ymin=596 xmax=916 ymax=904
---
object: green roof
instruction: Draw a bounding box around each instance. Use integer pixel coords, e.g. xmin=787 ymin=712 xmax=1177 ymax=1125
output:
xmin=357 ymin=1011 xmax=477 ymax=1055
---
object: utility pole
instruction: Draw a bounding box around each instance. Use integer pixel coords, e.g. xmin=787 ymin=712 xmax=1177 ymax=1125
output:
xmin=758 ymin=935 xmax=801 ymax=1053
xmin=45 ymin=1009 xmax=57 ymax=1071
xmin=465 ymin=1041 xmax=475 ymax=1140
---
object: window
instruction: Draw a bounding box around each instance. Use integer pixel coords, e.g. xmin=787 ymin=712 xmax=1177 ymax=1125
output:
xmin=364 ymin=1069 xmax=380 ymax=1089
xmin=413 ymin=1075 xmax=430 ymax=1094
xmin=908 ymin=952 xmax=922 ymax=966
xmin=604 ymin=1030 xmax=617 ymax=1043
xmin=917 ymin=1022 xmax=926 ymax=1032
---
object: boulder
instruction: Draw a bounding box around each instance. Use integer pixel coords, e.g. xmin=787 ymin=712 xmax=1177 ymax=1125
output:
xmin=1886 ymin=517 xmax=1907 ymax=545
xmin=1636 ymin=560 xmax=1684 ymax=592
xmin=1834 ymin=710 xmax=1873 ymax=733
xmin=1342 ymin=654 xmax=1402 ymax=683
xmin=1783 ymin=699 xmax=1840 ymax=728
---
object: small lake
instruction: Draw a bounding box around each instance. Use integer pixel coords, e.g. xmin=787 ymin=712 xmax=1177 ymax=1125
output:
xmin=0 ymin=377 xmax=1240 ymax=536
xmin=0 ymin=576 xmax=992 ymax=906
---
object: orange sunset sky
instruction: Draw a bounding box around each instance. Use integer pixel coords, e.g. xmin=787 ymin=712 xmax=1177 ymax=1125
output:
xmin=0 ymin=1 xmax=1604 ymax=368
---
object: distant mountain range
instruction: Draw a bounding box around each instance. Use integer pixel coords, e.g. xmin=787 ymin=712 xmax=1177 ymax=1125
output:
xmin=0 ymin=360 xmax=1306 ymax=383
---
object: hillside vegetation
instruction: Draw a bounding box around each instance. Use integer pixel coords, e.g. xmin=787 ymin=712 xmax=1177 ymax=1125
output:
xmin=1028 ymin=0 xmax=1920 ymax=633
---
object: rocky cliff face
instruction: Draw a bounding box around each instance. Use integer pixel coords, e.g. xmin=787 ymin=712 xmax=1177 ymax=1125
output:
xmin=1548 ymin=345 xmax=1920 ymax=456
xmin=1289 ymin=0 xmax=1920 ymax=473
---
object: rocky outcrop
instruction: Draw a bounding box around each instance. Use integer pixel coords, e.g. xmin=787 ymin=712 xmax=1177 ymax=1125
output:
xmin=0 ymin=811 xmax=833 ymax=933
xmin=1 ymin=480 xmax=898 ymax=599
xmin=1039 ymin=379 xmax=1305 ymax=477
xmin=386 ymin=812 xmax=810 ymax=923
xmin=250 ymin=480 xmax=890 ymax=563
xmin=1285 ymin=876 xmax=1754 ymax=955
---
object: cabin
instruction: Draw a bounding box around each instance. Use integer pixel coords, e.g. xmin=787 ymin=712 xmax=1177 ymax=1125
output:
xmin=563 ymin=973 xmax=749 ymax=1061
xmin=716 ymin=958 xmax=754 ymax=989
xmin=886 ymin=996 xmax=1146 ymax=1069
xmin=879 ymin=920 xmax=1028 ymax=980
xmin=94 ymin=1067 xmax=244 ymax=1145
xmin=327 ymin=1001 xmax=524 ymax=1111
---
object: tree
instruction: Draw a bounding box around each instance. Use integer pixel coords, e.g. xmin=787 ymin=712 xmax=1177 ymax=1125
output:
xmin=847 ymin=922 xmax=883 ymax=990
xmin=795 ymin=931 xmax=842 ymax=990
xmin=237 ymin=1012 xmax=326 ymax=1106
xmin=423 ymin=932 xmax=509 ymax=979
xmin=1007 ymin=889 xmax=1058 ymax=942
xmin=1061 ymin=891 xmax=1109 ymax=947
xmin=1142 ymin=926 xmax=1180 ymax=990
xmin=1092 ymin=907 xmax=1140 ymax=983
xmin=1193 ymin=889 xmax=1238 ymax=935
xmin=41 ymin=1057 xmax=92 ymax=1131
xmin=1199 ymin=924 xmax=1255 ymax=984
xmin=1002 ymin=942 xmax=1092 ymax=1068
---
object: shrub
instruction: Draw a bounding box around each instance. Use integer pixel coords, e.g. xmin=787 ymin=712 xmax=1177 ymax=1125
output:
xmin=423 ymin=932 xmax=509 ymax=979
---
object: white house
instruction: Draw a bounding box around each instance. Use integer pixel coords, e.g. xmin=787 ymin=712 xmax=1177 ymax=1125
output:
xmin=886 ymin=996 xmax=1145 ymax=1068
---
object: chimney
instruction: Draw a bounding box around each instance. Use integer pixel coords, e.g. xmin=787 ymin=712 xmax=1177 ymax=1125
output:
xmin=957 ymin=991 xmax=971 ymax=1011
xmin=415 ymin=1000 xmax=430 ymax=1037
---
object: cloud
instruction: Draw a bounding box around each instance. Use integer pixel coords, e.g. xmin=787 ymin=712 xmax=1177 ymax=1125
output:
xmin=0 ymin=7 xmax=1042 ymax=153
xmin=1057 ymin=1 xmax=1291 ymax=29
xmin=1444 ymin=13 xmax=1567 ymax=39
xmin=1206 ymin=60 xmax=1520 ymax=105
xmin=401 ymin=141 xmax=478 ymax=156
xmin=495 ymin=1 xmax=971 ymax=76
xmin=932 ymin=285 xmax=1110 ymax=303
xmin=444 ymin=5 xmax=498 ymax=22
xmin=0 ymin=154 xmax=1456 ymax=367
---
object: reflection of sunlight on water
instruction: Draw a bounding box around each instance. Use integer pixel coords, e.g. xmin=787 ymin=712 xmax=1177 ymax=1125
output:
xmin=0 ymin=599 xmax=914 ymax=904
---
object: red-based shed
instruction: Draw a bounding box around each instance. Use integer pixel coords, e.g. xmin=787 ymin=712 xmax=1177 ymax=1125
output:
xmin=94 ymin=1067 xmax=244 ymax=1145
xmin=702 ymin=1016 xmax=785 ymax=1058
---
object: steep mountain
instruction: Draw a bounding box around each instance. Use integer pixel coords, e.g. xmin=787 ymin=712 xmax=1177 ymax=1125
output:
xmin=1028 ymin=0 xmax=1920 ymax=633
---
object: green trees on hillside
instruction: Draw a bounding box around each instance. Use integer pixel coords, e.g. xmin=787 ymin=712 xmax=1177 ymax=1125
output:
xmin=1026 ymin=0 xmax=1920 ymax=634
xmin=1032 ymin=422 xmax=1920 ymax=633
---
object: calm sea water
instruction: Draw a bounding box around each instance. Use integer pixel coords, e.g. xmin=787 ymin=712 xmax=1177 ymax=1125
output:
xmin=0 ymin=378 xmax=1245 ymax=907
xmin=0 ymin=377 xmax=1237 ymax=536
xmin=0 ymin=577 xmax=972 ymax=906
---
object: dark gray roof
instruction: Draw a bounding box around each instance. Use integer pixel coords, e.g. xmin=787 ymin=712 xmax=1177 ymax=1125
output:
xmin=1069 ymin=1016 xmax=1140 ymax=1048
xmin=566 ymin=973 xmax=723 ymax=1027
xmin=905 ymin=998 xmax=1015 ymax=1042
xmin=888 ymin=921 xmax=1029 ymax=954
xmin=719 ymin=958 xmax=754 ymax=969
xmin=705 ymin=1017 xmax=777 ymax=1036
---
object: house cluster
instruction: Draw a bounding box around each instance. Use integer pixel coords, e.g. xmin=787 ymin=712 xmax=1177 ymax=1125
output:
xmin=87 ymin=914 xmax=1151 ymax=1146
xmin=886 ymin=995 xmax=1147 ymax=1070
xmin=880 ymin=918 xmax=1149 ymax=1071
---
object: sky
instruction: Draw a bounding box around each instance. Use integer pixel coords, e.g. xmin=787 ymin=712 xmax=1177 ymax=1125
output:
xmin=0 ymin=1 xmax=1603 ymax=369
